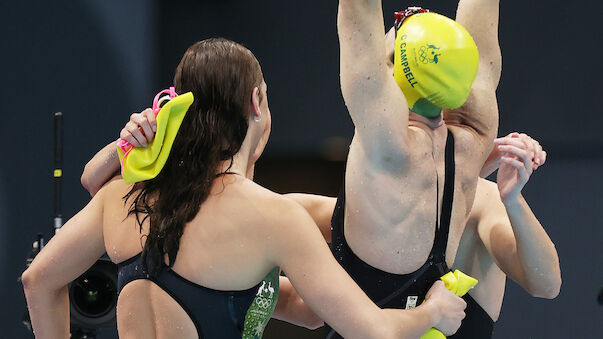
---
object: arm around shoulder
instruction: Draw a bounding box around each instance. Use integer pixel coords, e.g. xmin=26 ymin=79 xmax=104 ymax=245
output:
xmin=267 ymin=198 xmax=442 ymax=338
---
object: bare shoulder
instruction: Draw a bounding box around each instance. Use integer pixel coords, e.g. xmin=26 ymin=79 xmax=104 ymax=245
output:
xmin=472 ymin=178 xmax=508 ymax=230
xmin=98 ymin=179 xmax=133 ymax=204
xmin=476 ymin=177 xmax=498 ymax=197
xmin=238 ymin=180 xmax=312 ymax=229
xmin=469 ymin=179 xmax=499 ymax=219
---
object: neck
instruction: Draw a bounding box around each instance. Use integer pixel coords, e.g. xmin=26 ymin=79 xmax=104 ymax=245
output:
xmin=217 ymin=151 xmax=249 ymax=177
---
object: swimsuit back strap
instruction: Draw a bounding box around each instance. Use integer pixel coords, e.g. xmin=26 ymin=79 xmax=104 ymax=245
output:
xmin=431 ymin=129 xmax=455 ymax=262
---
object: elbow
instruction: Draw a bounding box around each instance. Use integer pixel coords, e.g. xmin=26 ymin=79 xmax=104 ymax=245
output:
xmin=542 ymin=275 xmax=562 ymax=299
xmin=80 ymin=166 xmax=99 ymax=197
xmin=528 ymin=274 xmax=562 ymax=299
xmin=302 ymin=319 xmax=325 ymax=331
xmin=294 ymin=298 xmax=325 ymax=330
xmin=21 ymin=266 xmax=41 ymax=294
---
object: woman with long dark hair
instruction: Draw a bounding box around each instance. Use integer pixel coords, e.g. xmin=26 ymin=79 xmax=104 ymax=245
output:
xmin=22 ymin=38 xmax=465 ymax=339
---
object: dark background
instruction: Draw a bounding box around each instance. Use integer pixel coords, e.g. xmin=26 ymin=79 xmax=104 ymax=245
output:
xmin=1 ymin=0 xmax=601 ymax=338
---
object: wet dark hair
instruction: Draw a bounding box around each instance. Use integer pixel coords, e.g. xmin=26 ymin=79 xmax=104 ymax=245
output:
xmin=124 ymin=38 xmax=264 ymax=274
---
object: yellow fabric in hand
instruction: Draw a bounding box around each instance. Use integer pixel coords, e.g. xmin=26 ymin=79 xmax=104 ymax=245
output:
xmin=421 ymin=270 xmax=478 ymax=339
xmin=117 ymin=92 xmax=194 ymax=184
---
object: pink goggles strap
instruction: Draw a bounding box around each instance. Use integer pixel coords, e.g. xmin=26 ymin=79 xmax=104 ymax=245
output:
xmin=118 ymin=86 xmax=179 ymax=156
xmin=153 ymin=86 xmax=178 ymax=115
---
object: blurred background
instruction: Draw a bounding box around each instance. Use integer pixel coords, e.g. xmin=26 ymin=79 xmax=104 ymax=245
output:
xmin=1 ymin=0 xmax=601 ymax=338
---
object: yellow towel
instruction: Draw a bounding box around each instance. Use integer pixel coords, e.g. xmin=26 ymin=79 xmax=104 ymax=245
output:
xmin=421 ymin=270 xmax=478 ymax=339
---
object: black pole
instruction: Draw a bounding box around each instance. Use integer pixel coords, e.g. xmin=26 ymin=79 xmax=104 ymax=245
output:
xmin=54 ymin=112 xmax=63 ymax=234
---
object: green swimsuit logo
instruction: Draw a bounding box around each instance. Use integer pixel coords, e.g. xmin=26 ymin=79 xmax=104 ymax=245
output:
xmin=242 ymin=267 xmax=280 ymax=339
xmin=418 ymin=44 xmax=441 ymax=64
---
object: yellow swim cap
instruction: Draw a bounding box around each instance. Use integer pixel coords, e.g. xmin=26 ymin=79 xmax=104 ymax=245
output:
xmin=393 ymin=8 xmax=478 ymax=118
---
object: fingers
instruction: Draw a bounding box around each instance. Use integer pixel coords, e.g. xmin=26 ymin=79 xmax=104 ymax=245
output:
xmin=425 ymin=280 xmax=443 ymax=300
xmin=497 ymin=132 xmax=547 ymax=170
xmin=501 ymin=156 xmax=529 ymax=183
xmin=529 ymin=138 xmax=546 ymax=169
xmin=494 ymin=136 xmax=526 ymax=149
xmin=119 ymin=109 xmax=156 ymax=148
xmin=125 ymin=121 xmax=147 ymax=147
xmin=497 ymin=144 xmax=529 ymax=162
xmin=135 ymin=110 xmax=155 ymax=143
xmin=120 ymin=126 xmax=141 ymax=148
xmin=496 ymin=140 xmax=532 ymax=171
xmin=499 ymin=143 xmax=533 ymax=175
xmin=143 ymin=108 xmax=157 ymax=133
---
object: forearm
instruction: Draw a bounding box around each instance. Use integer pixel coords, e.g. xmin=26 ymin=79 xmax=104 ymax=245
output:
xmin=272 ymin=277 xmax=324 ymax=330
xmin=288 ymin=263 xmax=437 ymax=338
xmin=377 ymin=302 xmax=440 ymax=339
xmin=504 ymin=195 xmax=561 ymax=298
xmin=23 ymin=282 xmax=70 ymax=339
xmin=81 ymin=140 xmax=121 ymax=196
xmin=480 ymin=150 xmax=500 ymax=178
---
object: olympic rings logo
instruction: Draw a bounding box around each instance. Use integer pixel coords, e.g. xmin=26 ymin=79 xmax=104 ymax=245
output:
xmin=418 ymin=45 xmax=441 ymax=64
xmin=255 ymin=297 xmax=271 ymax=309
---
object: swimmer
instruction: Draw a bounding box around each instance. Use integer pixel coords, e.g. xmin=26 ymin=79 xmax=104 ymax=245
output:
xmin=23 ymin=38 xmax=466 ymax=339
xmin=321 ymin=0 xmax=503 ymax=336
xmin=286 ymin=132 xmax=561 ymax=337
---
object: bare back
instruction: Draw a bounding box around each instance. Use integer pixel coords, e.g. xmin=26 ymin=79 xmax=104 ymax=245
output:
xmin=101 ymin=176 xmax=279 ymax=338
xmin=345 ymin=123 xmax=490 ymax=274
xmin=338 ymin=0 xmax=501 ymax=275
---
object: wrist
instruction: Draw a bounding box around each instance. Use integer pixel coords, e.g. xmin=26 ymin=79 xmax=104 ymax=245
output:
xmin=502 ymin=194 xmax=525 ymax=211
xmin=422 ymin=298 xmax=441 ymax=328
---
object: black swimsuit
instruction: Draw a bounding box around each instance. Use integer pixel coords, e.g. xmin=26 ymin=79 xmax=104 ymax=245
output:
xmin=326 ymin=130 xmax=493 ymax=338
xmin=117 ymin=251 xmax=280 ymax=339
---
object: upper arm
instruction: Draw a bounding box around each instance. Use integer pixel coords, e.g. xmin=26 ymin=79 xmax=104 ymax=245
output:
xmin=24 ymin=189 xmax=107 ymax=289
xmin=267 ymin=199 xmax=382 ymax=337
xmin=455 ymin=0 xmax=502 ymax=88
xmin=443 ymin=0 xmax=501 ymax=140
xmin=284 ymin=194 xmax=336 ymax=243
xmin=338 ymin=1 xmax=411 ymax=159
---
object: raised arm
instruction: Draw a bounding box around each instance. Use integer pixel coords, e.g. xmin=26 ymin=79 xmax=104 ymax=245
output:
xmin=81 ymin=108 xmax=156 ymax=196
xmin=443 ymin=0 xmax=501 ymax=140
xmin=472 ymin=137 xmax=561 ymax=298
xmin=338 ymin=0 xmax=411 ymax=162
xmin=81 ymin=140 xmax=121 ymax=196
xmin=21 ymin=189 xmax=107 ymax=338
xmin=270 ymin=198 xmax=466 ymax=338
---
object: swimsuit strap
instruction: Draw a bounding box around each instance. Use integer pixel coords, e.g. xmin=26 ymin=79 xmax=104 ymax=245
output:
xmin=430 ymin=129 xmax=455 ymax=264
